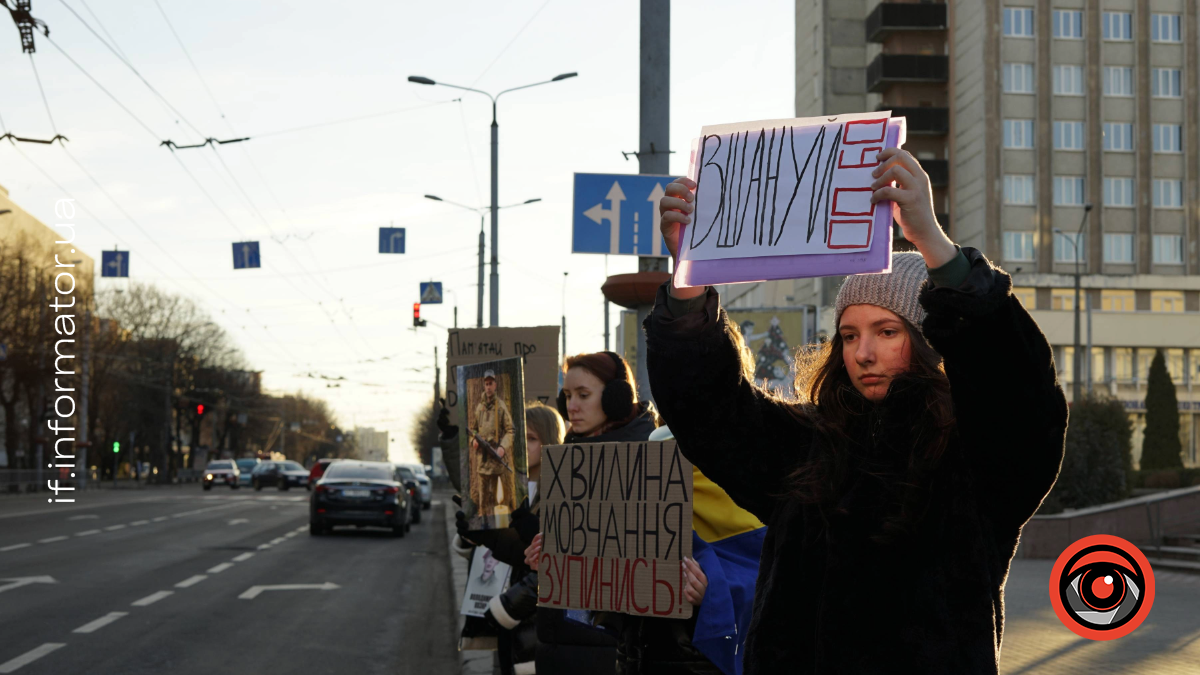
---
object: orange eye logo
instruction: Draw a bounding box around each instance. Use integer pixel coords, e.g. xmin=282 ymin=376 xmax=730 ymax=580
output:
xmin=1048 ymin=534 xmax=1155 ymax=640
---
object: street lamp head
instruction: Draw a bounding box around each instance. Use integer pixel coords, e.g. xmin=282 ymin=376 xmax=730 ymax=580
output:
xmin=523 ymin=198 xmax=542 ymax=204
xmin=1053 ymin=228 xmax=1064 ymax=235
xmin=424 ymin=195 xmax=443 ymax=201
xmin=551 ymin=72 xmax=578 ymax=82
xmin=1084 ymin=203 xmax=1093 ymax=212
xmin=407 ymin=76 xmax=436 ymax=86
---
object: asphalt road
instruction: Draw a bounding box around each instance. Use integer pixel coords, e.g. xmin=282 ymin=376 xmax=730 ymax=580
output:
xmin=0 ymin=486 xmax=459 ymax=675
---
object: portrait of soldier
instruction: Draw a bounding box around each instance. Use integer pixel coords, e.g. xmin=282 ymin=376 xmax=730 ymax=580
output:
xmin=469 ymin=369 xmax=517 ymax=516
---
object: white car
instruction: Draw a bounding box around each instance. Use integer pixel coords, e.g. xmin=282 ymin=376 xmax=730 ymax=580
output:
xmin=399 ymin=463 xmax=432 ymax=510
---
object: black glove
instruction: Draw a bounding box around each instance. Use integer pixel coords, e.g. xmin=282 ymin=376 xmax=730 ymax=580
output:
xmin=436 ymin=401 xmax=458 ymax=440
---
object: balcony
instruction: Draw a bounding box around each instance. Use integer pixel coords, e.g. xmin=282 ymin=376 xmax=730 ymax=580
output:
xmin=920 ymin=159 xmax=949 ymax=187
xmin=866 ymin=2 xmax=948 ymax=42
xmin=879 ymin=106 xmax=948 ymax=135
xmin=866 ymin=54 xmax=949 ymax=92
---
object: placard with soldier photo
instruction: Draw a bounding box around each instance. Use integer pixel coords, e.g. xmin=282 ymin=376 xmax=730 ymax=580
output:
xmin=456 ymin=357 xmax=528 ymax=530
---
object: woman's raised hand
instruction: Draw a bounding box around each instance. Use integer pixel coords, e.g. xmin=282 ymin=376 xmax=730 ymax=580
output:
xmin=659 ymin=177 xmax=704 ymax=299
xmin=869 ymin=148 xmax=957 ymax=268
xmin=523 ymin=532 xmax=543 ymax=569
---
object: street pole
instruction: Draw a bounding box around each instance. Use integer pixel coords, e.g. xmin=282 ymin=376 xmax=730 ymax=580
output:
xmin=1086 ymin=291 xmax=1093 ymax=395
xmin=478 ymin=215 xmax=485 ymax=328
xmin=562 ymin=272 xmax=569 ymax=357
xmin=79 ymin=309 xmax=90 ymax=489
xmin=1070 ymin=204 xmax=1092 ymax=403
xmin=490 ymin=103 xmax=499 ymax=327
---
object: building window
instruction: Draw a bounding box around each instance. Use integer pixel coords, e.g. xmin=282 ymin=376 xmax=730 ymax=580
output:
xmin=1103 ymin=177 xmax=1135 ymax=207
xmin=1003 ymin=119 xmax=1035 ymax=148
xmin=1153 ymin=124 xmax=1183 ymax=153
xmin=1052 ymin=289 xmax=1078 ymax=311
xmin=1003 ymin=231 xmax=1036 ymax=261
xmin=1153 ymin=235 xmax=1184 ymax=264
xmin=1054 ymin=232 xmax=1086 ymax=263
xmin=1102 ymin=122 xmax=1134 ymax=151
xmin=1004 ymin=7 xmax=1035 ymax=37
xmin=1012 ymin=286 xmax=1037 ymax=308
xmin=1053 ymin=10 xmax=1084 ymax=39
xmin=1152 ymin=179 xmax=1183 ymax=208
xmin=1101 ymin=289 xmax=1136 ymax=311
xmin=1092 ymin=347 xmax=1106 ymax=384
xmin=1053 ymin=176 xmax=1086 ymax=206
xmin=1152 ymin=68 xmax=1182 ymax=98
xmin=1059 ymin=345 xmax=1075 ymax=382
xmin=1114 ymin=347 xmax=1133 ymax=383
xmin=1003 ymin=174 xmax=1036 ymax=204
xmin=1053 ymin=121 xmax=1085 ymax=150
xmin=1103 ymin=67 xmax=1134 ymax=96
xmin=1167 ymin=348 xmax=1185 ymax=381
xmin=1052 ymin=65 xmax=1085 ymax=95
xmin=1003 ymin=63 xmax=1036 ymax=93
xmin=1102 ymin=12 xmax=1132 ymax=41
xmin=1151 ymin=14 xmax=1182 ymax=43
xmin=1103 ymin=233 xmax=1135 ymax=263
xmin=1151 ymin=290 xmax=1185 ymax=313
xmin=1137 ymin=348 xmax=1157 ymax=382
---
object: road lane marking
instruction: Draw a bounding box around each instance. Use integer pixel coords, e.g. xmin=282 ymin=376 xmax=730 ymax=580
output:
xmin=256 ymin=544 xmax=272 ymax=550
xmin=152 ymin=517 xmax=168 ymax=522
xmin=0 ymin=576 xmax=56 ymax=594
xmin=432 ymin=500 xmax=443 ymax=506
xmin=67 ymin=514 xmax=99 ymax=521
xmin=228 ymin=518 xmax=249 ymax=526
xmin=0 ymin=643 xmax=65 ymax=673
xmin=73 ymin=612 xmax=128 ymax=634
xmin=0 ymin=544 xmax=31 ymax=552
xmin=269 ymin=537 xmax=286 ymax=545
xmin=37 ymin=536 xmax=67 ymax=544
xmin=207 ymin=563 xmax=234 ymax=574
xmin=104 ymin=525 xmax=127 ymax=531
xmin=175 ymin=575 xmax=207 ymax=588
xmin=130 ymin=520 xmax=149 ymax=526
xmin=131 ymin=591 xmax=173 ymax=607
xmin=75 ymin=530 xmax=100 ymax=537
xmin=239 ymin=582 xmax=339 ymax=600
xmin=232 ymin=553 xmax=255 ymax=562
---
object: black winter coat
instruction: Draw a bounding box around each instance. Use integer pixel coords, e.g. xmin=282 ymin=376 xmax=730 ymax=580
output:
xmin=644 ymin=248 xmax=1068 ymax=674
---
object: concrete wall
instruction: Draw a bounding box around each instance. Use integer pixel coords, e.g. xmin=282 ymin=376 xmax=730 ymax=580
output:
xmin=952 ymin=0 xmax=992 ymax=254
xmin=0 ymin=183 xmax=96 ymax=300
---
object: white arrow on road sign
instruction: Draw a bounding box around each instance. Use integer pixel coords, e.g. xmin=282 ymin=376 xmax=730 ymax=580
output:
xmin=646 ymin=182 xmax=666 ymax=257
xmin=0 ymin=576 xmax=56 ymax=595
xmin=228 ymin=518 xmax=249 ymax=526
xmin=238 ymin=582 xmax=339 ymax=600
xmin=583 ymin=181 xmax=626 ymax=255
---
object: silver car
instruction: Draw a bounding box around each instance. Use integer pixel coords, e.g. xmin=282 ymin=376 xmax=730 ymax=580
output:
xmin=399 ymin=463 xmax=432 ymax=510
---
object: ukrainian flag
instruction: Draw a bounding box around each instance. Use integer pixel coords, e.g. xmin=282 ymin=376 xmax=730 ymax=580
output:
xmin=692 ymin=466 xmax=766 ymax=675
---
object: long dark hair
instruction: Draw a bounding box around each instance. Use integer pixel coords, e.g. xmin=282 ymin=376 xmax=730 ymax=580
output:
xmin=786 ymin=316 xmax=955 ymax=545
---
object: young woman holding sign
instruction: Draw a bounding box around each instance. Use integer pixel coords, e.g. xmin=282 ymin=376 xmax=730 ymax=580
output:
xmin=646 ymin=148 xmax=1068 ymax=674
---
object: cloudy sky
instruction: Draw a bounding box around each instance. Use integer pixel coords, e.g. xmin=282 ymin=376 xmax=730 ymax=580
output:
xmin=1 ymin=0 xmax=793 ymax=462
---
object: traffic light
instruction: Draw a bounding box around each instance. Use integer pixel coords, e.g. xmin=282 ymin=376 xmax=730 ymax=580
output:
xmin=412 ymin=302 xmax=427 ymax=328
xmin=112 ymin=441 xmax=120 ymax=454
xmin=196 ymin=404 xmax=205 ymax=416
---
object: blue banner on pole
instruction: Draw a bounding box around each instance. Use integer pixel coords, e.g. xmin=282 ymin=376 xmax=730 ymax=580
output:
xmin=232 ymin=241 xmax=261 ymax=269
xmin=101 ymin=250 xmax=130 ymax=277
xmin=420 ymin=282 xmax=443 ymax=304
xmin=572 ymin=173 xmax=676 ymax=256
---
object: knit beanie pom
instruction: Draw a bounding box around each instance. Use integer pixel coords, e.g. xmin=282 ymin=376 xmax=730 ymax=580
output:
xmin=834 ymin=253 xmax=929 ymax=332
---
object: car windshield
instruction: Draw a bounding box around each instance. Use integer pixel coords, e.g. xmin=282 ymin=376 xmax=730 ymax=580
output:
xmin=236 ymin=460 xmax=258 ymax=469
xmin=280 ymin=461 xmax=304 ymax=472
xmin=254 ymin=463 xmax=273 ymax=472
xmin=397 ymin=468 xmax=415 ymax=481
xmin=208 ymin=461 xmax=233 ymax=470
xmin=405 ymin=464 xmax=427 ymax=477
xmin=323 ymin=464 xmax=392 ymax=481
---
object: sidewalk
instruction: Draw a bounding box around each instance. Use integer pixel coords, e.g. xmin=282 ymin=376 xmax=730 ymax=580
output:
xmin=440 ymin=491 xmax=497 ymax=675
xmin=1000 ymin=558 xmax=1200 ymax=674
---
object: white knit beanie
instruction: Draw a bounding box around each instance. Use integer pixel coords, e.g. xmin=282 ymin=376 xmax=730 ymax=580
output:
xmin=834 ymin=252 xmax=929 ymax=332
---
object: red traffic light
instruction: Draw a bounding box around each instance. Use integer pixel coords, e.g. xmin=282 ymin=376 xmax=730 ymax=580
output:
xmin=196 ymin=404 xmax=205 ymax=415
xmin=412 ymin=302 xmax=426 ymax=328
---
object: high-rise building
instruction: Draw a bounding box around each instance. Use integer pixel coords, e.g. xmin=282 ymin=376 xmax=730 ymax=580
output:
xmin=724 ymin=0 xmax=1200 ymax=468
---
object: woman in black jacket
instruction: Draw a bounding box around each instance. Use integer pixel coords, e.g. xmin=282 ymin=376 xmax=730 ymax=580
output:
xmin=645 ymin=148 xmax=1069 ymax=674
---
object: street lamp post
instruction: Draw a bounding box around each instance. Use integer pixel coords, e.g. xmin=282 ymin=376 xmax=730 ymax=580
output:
xmin=424 ymin=195 xmax=541 ymax=329
xmin=1053 ymin=203 xmax=1093 ymax=403
xmin=409 ymin=72 xmax=577 ymax=326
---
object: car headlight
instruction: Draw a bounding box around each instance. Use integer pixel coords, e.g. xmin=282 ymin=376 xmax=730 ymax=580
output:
xmin=206 ymin=474 xmax=213 ymax=480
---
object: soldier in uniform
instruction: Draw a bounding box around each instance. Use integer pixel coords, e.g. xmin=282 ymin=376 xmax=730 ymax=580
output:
xmin=470 ymin=370 xmax=516 ymax=516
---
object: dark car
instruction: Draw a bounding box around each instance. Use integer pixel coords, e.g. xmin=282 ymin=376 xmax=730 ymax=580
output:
xmin=308 ymin=458 xmax=339 ymax=489
xmin=310 ymin=461 xmax=411 ymax=537
xmin=252 ymin=460 xmax=310 ymax=491
xmin=393 ymin=465 xmax=422 ymax=525
xmin=203 ymin=460 xmax=240 ymax=490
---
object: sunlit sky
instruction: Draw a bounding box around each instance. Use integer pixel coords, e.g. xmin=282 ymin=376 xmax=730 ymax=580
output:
xmin=1 ymin=0 xmax=793 ymax=463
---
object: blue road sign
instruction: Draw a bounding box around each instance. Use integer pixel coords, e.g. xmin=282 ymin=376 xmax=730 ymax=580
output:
xmin=379 ymin=227 xmax=406 ymax=254
xmin=573 ymin=173 xmax=676 ymax=256
xmin=101 ymin=250 xmax=129 ymax=278
xmin=232 ymin=241 xmax=261 ymax=269
xmin=420 ymin=282 xmax=443 ymax=304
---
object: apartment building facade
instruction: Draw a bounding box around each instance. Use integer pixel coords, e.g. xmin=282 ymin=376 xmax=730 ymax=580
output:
xmin=723 ymin=0 xmax=1200 ymax=468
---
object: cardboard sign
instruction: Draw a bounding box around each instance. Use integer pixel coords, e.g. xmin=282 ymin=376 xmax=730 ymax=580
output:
xmin=460 ymin=546 xmax=513 ymax=617
xmin=537 ymin=441 xmax=694 ymax=619
xmin=676 ymin=112 xmax=907 ymax=287
xmin=445 ymin=326 xmax=560 ymax=429
xmin=458 ymin=357 xmax=528 ymax=530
